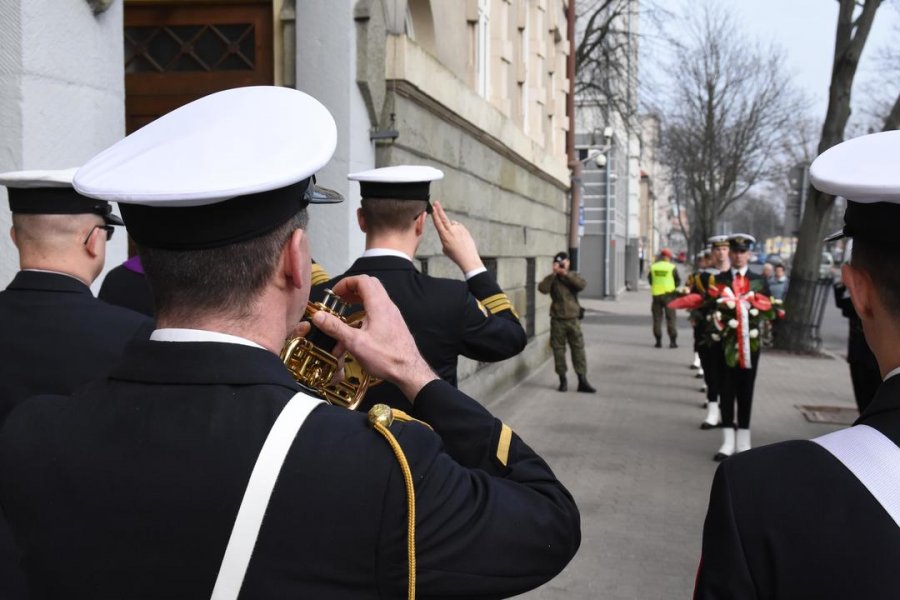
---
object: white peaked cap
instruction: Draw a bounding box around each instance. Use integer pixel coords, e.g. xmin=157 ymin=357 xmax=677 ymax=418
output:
xmin=74 ymin=86 xmax=337 ymax=207
xmin=810 ymin=130 xmax=900 ymax=204
xmin=348 ymin=165 xmax=444 ymax=183
xmin=1 ymin=167 xmax=123 ymax=225
xmin=810 ymin=130 xmax=900 ymax=243
xmin=0 ymin=168 xmax=78 ymax=188
xmin=348 ymin=165 xmax=444 ymax=202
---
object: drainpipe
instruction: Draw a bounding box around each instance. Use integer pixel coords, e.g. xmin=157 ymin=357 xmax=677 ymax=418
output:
xmin=604 ymin=143 xmax=612 ymax=296
xmin=566 ymin=0 xmax=580 ymax=270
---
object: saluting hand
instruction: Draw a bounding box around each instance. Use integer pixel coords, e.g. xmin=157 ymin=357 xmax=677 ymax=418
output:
xmin=312 ymin=275 xmax=438 ymax=402
xmin=431 ymin=201 xmax=485 ymax=274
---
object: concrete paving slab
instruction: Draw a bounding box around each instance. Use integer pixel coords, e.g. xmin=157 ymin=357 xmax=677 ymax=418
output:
xmin=483 ymin=287 xmax=856 ymax=599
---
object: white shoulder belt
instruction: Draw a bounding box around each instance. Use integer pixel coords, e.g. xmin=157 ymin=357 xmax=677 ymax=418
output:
xmin=813 ymin=424 xmax=900 ymax=528
xmin=210 ymin=392 xmax=324 ymax=600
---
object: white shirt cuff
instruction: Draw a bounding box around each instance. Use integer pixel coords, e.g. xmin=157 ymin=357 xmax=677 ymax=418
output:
xmin=464 ymin=266 xmax=488 ymax=280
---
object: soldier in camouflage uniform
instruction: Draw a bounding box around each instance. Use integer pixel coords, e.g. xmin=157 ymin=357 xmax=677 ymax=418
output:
xmin=538 ymin=252 xmax=596 ymax=393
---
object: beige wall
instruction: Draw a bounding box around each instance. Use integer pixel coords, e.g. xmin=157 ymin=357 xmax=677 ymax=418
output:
xmin=355 ymin=0 xmax=572 ymax=397
xmin=403 ymin=0 xmax=569 ymax=162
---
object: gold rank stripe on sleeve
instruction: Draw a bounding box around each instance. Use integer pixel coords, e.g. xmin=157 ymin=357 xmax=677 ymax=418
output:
xmin=480 ymin=293 xmax=520 ymax=318
xmin=496 ymin=423 xmax=513 ymax=466
xmin=310 ymin=263 xmax=330 ymax=286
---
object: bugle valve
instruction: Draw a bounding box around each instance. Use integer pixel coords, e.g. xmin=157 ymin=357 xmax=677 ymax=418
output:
xmin=280 ymin=288 xmax=379 ymax=410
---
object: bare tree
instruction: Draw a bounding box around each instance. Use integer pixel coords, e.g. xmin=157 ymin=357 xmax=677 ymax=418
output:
xmin=779 ymin=0 xmax=886 ymax=352
xmin=854 ymin=16 xmax=900 ymax=133
xmin=575 ymin=0 xmax=668 ymax=130
xmin=877 ymin=18 xmax=900 ymax=131
xmin=575 ymin=0 xmax=637 ymax=127
xmin=654 ymin=5 xmax=802 ymax=256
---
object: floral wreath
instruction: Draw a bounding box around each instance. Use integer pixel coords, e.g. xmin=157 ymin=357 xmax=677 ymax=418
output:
xmin=669 ymin=284 xmax=785 ymax=369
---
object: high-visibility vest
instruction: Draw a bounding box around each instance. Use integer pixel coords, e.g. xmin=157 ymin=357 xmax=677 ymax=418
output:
xmin=650 ymin=261 xmax=677 ymax=296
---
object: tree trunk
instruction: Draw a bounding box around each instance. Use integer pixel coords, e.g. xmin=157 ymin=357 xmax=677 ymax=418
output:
xmin=777 ymin=0 xmax=882 ymax=352
xmin=883 ymin=91 xmax=900 ymax=132
xmin=775 ymin=188 xmax=834 ymax=351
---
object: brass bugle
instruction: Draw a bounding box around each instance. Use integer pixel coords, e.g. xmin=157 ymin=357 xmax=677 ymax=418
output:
xmin=280 ymin=288 xmax=379 ymax=410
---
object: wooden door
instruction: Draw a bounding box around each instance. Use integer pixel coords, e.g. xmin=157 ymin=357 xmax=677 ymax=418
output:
xmin=124 ymin=1 xmax=273 ymax=133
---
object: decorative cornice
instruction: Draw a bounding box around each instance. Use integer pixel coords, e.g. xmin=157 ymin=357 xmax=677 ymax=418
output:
xmin=391 ymin=80 xmax=567 ymax=190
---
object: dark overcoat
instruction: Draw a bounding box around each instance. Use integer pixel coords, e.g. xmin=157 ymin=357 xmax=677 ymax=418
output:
xmin=313 ymin=256 xmax=527 ymax=411
xmin=0 ymin=339 xmax=580 ymax=599
xmin=695 ymin=375 xmax=900 ymax=599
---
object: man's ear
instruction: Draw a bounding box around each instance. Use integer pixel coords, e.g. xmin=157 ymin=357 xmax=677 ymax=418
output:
xmin=9 ymin=226 xmax=17 ymax=247
xmin=843 ymin=262 xmax=875 ymax=319
xmin=356 ymin=207 xmax=367 ymax=233
xmin=84 ymin=226 xmax=104 ymax=259
xmin=414 ymin=211 xmax=427 ymax=237
xmin=283 ymin=228 xmax=307 ymax=290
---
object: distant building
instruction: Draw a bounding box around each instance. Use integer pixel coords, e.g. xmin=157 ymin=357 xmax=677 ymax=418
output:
xmin=572 ymin=0 xmax=640 ymax=298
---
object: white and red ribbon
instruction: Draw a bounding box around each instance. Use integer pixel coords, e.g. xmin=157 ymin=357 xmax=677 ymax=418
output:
xmin=716 ymin=287 xmax=753 ymax=369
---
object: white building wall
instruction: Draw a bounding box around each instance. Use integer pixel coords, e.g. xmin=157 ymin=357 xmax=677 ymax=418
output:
xmin=0 ymin=1 xmax=127 ymax=290
xmin=297 ymin=0 xmax=374 ymax=277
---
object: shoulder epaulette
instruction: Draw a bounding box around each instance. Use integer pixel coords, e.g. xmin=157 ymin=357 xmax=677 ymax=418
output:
xmin=311 ymin=261 xmax=330 ymax=287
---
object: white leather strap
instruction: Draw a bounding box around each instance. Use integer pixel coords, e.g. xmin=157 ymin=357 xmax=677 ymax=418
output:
xmin=813 ymin=424 xmax=900 ymax=528
xmin=211 ymin=392 xmax=324 ymax=600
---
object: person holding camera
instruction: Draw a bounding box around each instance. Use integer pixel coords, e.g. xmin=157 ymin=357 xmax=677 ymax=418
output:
xmin=538 ymin=252 xmax=595 ymax=393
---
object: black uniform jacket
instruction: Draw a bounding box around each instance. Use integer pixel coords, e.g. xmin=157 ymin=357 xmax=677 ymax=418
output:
xmin=0 ymin=339 xmax=580 ymax=599
xmin=313 ymin=256 xmax=527 ymax=410
xmin=98 ymin=263 xmax=155 ymax=317
xmin=0 ymin=271 xmax=154 ymax=422
xmin=695 ymin=374 xmax=900 ymax=599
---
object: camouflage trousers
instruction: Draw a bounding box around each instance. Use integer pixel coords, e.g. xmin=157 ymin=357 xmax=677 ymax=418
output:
xmin=651 ymin=294 xmax=678 ymax=341
xmin=550 ymin=317 xmax=587 ymax=376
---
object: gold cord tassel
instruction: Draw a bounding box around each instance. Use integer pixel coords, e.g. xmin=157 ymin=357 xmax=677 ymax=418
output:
xmin=369 ymin=404 xmax=416 ymax=600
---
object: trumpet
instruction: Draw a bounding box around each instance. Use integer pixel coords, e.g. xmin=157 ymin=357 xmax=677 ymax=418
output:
xmin=280 ymin=288 xmax=379 ymax=410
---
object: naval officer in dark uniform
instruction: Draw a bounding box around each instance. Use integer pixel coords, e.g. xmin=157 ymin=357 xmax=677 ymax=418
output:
xmin=695 ymin=130 xmax=900 ymax=599
xmin=0 ymin=169 xmax=154 ymax=423
xmin=314 ymin=165 xmax=526 ymax=413
xmin=98 ymin=255 xmax=155 ymax=317
xmin=695 ymin=235 xmax=731 ymax=429
xmin=0 ymin=168 xmax=154 ymax=600
xmin=710 ymin=234 xmax=770 ymax=461
xmin=0 ymin=87 xmax=579 ymax=600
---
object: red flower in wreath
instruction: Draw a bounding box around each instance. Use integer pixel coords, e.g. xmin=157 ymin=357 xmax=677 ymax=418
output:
xmin=667 ymin=293 xmax=705 ymax=310
xmin=749 ymin=294 xmax=772 ymax=312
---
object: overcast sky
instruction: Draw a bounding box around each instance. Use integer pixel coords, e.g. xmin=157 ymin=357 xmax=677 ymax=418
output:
xmin=641 ymin=0 xmax=899 ymax=127
xmin=731 ymin=0 xmax=899 ymax=120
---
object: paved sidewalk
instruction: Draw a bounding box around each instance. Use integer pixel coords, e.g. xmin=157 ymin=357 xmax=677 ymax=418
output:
xmin=484 ymin=286 xmax=856 ymax=600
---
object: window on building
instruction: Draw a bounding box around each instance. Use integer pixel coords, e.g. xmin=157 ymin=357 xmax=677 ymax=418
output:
xmin=476 ymin=0 xmax=491 ymax=97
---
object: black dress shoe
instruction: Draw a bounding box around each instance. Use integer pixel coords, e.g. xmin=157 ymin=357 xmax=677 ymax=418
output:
xmin=713 ymin=452 xmax=730 ymax=462
xmin=700 ymin=422 xmax=719 ymax=430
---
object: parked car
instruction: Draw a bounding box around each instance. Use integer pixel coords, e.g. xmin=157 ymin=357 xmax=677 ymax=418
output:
xmin=820 ymin=251 xmax=835 ymax=278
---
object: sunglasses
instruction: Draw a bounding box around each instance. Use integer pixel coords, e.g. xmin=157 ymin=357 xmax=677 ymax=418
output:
xmin=83 ymin=224 xmax=115 ymax=245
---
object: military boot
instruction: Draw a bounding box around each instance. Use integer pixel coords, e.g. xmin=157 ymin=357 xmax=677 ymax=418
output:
xmin=577 ymin=374 xmax=596 ymax=393
xmin=558 ymin=375 xmax=567 ymax=392
xmin=654 ymin=336 xmax=662 ymax=348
